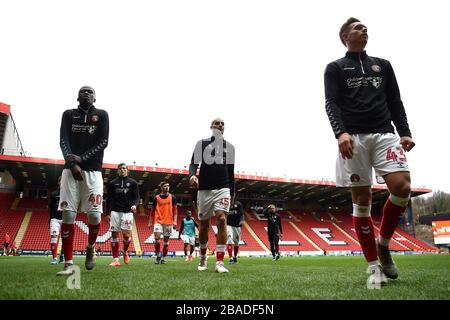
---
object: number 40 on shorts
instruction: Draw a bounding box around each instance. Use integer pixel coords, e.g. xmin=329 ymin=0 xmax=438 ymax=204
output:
xmin=88 ymin=194 xmax=103 ymax=206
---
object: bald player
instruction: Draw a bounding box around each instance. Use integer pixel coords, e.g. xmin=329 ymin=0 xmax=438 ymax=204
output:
xmin=189 ymin=117 xmax=235 ymax=273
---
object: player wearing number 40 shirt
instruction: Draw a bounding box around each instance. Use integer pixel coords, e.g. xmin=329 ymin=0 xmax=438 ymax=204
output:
xmin=189 ymin=117 xmax=235 ymax=273
xmin=105 ymin=163 xmax=140 ymax=267
xmin=57 ymin=86 xmax=109 ymax=276
xmin=324 ymin=18 xmax=415 ymax=287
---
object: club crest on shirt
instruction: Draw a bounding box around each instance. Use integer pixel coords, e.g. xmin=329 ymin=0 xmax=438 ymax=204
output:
xmin=91 ymin=115 xmax=99 ymax=122
xmin=350 ymin=174 xmax=360 ymax=182
xmin=371 ymin=64 xmax=381 ymax=72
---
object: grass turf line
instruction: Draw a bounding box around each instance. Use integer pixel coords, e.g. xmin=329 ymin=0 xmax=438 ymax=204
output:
xmin=0 ymin=255 xmax=449 ymax=300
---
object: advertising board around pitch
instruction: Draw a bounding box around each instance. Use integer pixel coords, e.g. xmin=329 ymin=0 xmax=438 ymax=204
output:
xmin=432 ymin=220 xmax=450 ymax=244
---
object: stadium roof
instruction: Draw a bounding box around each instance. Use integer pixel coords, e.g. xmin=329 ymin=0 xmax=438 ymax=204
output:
xmin=0 ymin=102 xmax=11 ymax=115
xmin=0 ymin=155 xmax=432 ymax=207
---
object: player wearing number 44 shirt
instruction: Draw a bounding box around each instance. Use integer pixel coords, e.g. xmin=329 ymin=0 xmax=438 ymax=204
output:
xmin=189 ymin=118 xmax=235 ymax=273
xmin=105 ymin=163 xmax=140 ymax=267
xmin=57 ymin=86 xmax=109 ymax=276
xmin=324 ymin=18 xmax=415 ymax=288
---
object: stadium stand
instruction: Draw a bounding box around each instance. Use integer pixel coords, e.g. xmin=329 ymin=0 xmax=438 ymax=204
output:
xmin=289 ymin=210 xmax=361 ymax=252
xmin=239 ymin=219 xmax=269 ymax=253
xmin=0 ymin=193 xmax=15 ymax=209
xmin=0 ymin=210 xmax=25 ymax=248
xmin=246 ymin=209 xmax=320 ymax=253
xmin=19 ymin=210 xmax=49 ymax=251
xmin=389 ymin=225 xmax=437 ymax=252
xmin=15 ymin=197 xmax=47 ymax=210
xmin=327 ymin=211 xmax=438 ymax=252
xmin=0 ymin=196 xmax=439 ymax=255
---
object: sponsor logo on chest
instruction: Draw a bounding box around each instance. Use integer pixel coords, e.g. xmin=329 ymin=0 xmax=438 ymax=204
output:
xmin=347 ymin=76 xmax=382 ymax=89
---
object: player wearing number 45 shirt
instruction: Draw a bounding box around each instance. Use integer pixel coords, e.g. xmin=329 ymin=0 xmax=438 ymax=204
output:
xmin=189 ymin=117 xmax=235 ymax=273
xmin=324 ymin=18 xmax=415 ymax=288
xmin=57 ymin=86 xmax=109 ymax=276
xmin=105 ymin=163 xmax=140 ymax=267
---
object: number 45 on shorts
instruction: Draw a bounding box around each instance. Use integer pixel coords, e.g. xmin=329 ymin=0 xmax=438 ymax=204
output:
xmin=217 ymin=197 xmax=231 ymax=211
xmin=386 ymin=147 xmax=407 ymax=163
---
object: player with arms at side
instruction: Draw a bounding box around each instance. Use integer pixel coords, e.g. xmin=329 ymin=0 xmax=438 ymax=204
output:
xmin=105 ymin=163 xmax=140 ymax=266
xmin=324 ymin=18 xmax=415 ymax=287
xmin=262 ymin=204 xmax=283 ymax=260
xmin=148 ymin=181 xmax=178 ymax=264
xmin=57 ymin=86 xmax=109 ymax=276
xmin=178 ymin=210 xmax=199 ymax=261
xmin=189 ymin=118 xmax=235 ymax=273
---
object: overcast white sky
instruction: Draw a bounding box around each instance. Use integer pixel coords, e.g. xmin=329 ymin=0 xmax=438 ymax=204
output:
xmin=1 ymin=0 xmax=449 ymax=194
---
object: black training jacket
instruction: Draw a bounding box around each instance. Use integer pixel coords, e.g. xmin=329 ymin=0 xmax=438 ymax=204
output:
xmin=262 ymin=208 xmax=283 ymax=235
xmin=189 ymin=136 xmax=235 ymax=196
xmin=227 ymin=201 xmax=244 ymax=227
xmin=324 ymin=51 xmax=411 ymax=139
xmin=60 ymin=105 xmax=109 ymax=171
xmin=106 ymin=176 xmax=140 ymax=214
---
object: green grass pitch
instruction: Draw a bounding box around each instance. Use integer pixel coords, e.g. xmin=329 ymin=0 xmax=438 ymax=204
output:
xmin=0 ymin=254 xmax=449 ymax=300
